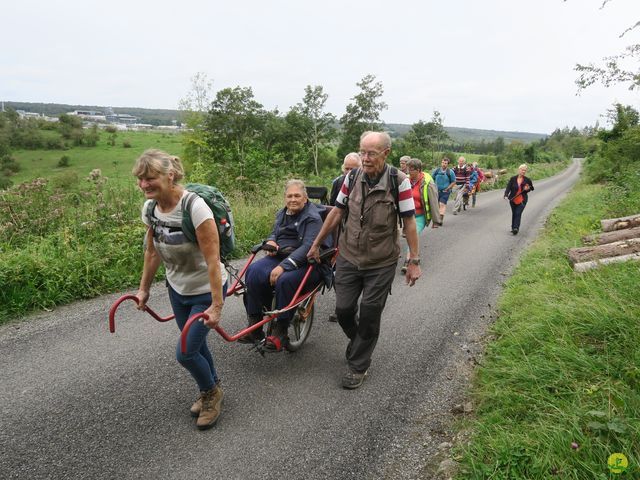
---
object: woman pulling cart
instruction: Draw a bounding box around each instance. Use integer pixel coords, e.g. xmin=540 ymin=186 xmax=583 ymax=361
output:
xmin=132 ymin=149 xmax=226 ymax=430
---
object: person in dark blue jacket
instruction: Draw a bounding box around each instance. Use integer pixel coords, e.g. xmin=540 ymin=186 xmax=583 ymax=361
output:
xmin=240 ymin=179 xmax=324 ymax=350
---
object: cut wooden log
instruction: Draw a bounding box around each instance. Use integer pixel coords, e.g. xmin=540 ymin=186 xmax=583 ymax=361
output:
xmin=582 ymin=226 xmax=640 ymax=245
xmin=498 ymin=169 xmax=508 ymax=175
xmin=600 ymin=214 xmax=640 ymax=232
xmin=574 ymin=253 xmax=640 ymax=272
xmin=483 ymin=171 xmax=494 ymax=179
xmin=568 ymin=237 xmax=640 ymax=265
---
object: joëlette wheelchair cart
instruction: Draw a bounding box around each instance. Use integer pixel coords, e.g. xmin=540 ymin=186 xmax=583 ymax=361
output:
xmin=108 ymin=198 xmax=337 ymax=356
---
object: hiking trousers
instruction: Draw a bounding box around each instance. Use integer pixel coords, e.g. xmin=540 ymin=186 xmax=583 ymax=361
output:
xmin=334 ymin=256 xmax=396 ymax=373
xmin=453 ymin=185 xmax=467 ymax=213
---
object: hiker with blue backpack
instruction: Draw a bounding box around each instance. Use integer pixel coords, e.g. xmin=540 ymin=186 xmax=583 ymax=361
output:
xmin=132 ymin=149 xmax=232 ymax=431
xmin=431 ymin=157 xmax=456 ymax=225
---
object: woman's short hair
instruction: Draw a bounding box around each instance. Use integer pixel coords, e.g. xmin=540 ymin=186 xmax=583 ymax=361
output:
xmin=519 ymin=163 xmax=528 ymax=171
xmin=407 ymin=158 xmax=422 ymax=171
xmin=285 ymin=179 xmax=307 ymax=197
xmin=132 ymin=149 xmax=184 ymax=181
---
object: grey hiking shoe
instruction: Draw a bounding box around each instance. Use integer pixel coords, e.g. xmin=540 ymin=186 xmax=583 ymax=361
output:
xmin=342 ymin=368 xmax=368 ymax=389
xmin=196 ymin=384 xmax=223 ymax=430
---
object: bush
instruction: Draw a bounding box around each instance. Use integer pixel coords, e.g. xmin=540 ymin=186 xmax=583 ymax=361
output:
xmin=45 ymin=137 xmax=65 ymax=149
xmin=122 ymin=139 xmax=132 ymax=148
xmin=58 ymin=155 xmax=71 ymax=167
xmin=1 ymin=154 xmax=20 ymax=173
xmin=51 ymin=171 xmax=79 ymax=190
xmin=0 ymin=176 xmax=12 ymax=190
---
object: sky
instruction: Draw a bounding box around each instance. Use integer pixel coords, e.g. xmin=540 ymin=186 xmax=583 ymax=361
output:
xmin=1 ymin=0 xmax=639 ymax=134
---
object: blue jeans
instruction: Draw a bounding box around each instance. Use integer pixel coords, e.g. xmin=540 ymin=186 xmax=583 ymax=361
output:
xmin=243 ymin=256 xmax=320 ymax=326
xmin=168 ymin=284 xmax=226 ymax=392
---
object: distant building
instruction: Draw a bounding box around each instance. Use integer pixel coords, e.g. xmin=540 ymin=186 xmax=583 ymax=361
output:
xmin=16 ymin=110 xmax=59 ymax=122
xmin=105 ymin=113 xmax=137 ymax=124
xmin=68 ymin=110 xmax=107 ymax=122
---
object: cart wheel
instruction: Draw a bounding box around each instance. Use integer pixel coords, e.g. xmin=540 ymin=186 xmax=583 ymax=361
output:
xmin=286 ymin=300 xmax=314 ymax=352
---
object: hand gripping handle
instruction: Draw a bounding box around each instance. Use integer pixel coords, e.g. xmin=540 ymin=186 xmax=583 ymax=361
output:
xmin=108 ymin=294 xmax=175 ymax=333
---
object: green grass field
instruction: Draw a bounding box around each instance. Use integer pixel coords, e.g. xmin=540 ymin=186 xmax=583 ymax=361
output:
xmin=10 ymin=130 xmax=183 ymax=186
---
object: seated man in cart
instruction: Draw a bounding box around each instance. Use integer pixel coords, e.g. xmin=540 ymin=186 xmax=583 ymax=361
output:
xmin=238 ymin=179 xmax=329 ymax=351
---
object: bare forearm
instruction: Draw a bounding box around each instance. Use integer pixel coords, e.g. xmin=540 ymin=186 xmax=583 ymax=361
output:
xmin=403 ymin=218 xmax=420 ymax=258
xmin=207 ymin=262 xmax=224 ymax=307
xmin=139 ymin=249 xmax=161 ymax=291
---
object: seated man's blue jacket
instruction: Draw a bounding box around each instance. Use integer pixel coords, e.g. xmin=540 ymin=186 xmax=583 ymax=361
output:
xmin=267 ymin=201 xmax=326 ymax=272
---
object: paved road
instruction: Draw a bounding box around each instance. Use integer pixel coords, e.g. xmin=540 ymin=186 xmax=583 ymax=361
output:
xmin=0 ymin=160 xmax=581 ymax=480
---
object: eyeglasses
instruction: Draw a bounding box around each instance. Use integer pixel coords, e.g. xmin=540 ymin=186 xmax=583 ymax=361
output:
xmin=358 ymin=149 xmax=387 ymax=159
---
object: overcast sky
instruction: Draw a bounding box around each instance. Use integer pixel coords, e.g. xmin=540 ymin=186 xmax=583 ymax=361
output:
xmin=2 ymin=0 xmax=638 ymax=133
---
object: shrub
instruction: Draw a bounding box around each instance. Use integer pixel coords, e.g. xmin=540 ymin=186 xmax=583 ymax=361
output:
xmin=51 ymin=171 xmax=79 ymax=190
xmin=45 ymin=137 xmax=65 ymax=149
xmin=122 ymin=139 xmax=132 ymax=148
xmin=58 ymin=155 xmax=71 ymax=167
xmin=1 ymin=154 xmax=20 ymax=173
xmin=0 ymin=176 xmax=12 ymax=190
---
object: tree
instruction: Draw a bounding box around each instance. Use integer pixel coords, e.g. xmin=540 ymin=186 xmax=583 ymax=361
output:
xmin=58 ymin=113 xmax=83 ymax=141
xmin=85 ymin=125 xmax=100 ymax=147
xmin=289 ymin=85 xmax=336 ymax=175
xmin=600 ymin=103 xmax=639 ymax=142
xmin=179 ymin=72 xmax=214 ymax=166
xmin=571 ymin=0 xmax=640 ymax=91
xmin=105 ymin=125 xmax=118 ymax=146
xmin=404 ymin=110 xmax=450 ymax=161
xmin=204 ymin=86 xmax=266 ymax=177
xmin=338 ymin=74 xmax=388 ymax=158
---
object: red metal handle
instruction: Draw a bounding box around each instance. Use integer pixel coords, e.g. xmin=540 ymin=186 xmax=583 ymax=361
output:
xmin=108 ymin=294 xmax=175 ymax=333
xmin=179 ymin=262 xmax=326 ymax=353
xmin=180 ymin=313 xmax=276 ymax=353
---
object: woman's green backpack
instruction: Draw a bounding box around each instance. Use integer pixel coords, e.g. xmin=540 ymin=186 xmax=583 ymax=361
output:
xmin=146 ymin=183 xmax=236 ymax=260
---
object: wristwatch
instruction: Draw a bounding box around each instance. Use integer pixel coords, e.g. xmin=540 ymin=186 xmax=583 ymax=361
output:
xmin=408 ymin=258 xmax=421 ymax=266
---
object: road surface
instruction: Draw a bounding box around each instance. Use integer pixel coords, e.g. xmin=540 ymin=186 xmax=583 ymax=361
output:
xmin=0 ymin=160 xmax=581 ymax=479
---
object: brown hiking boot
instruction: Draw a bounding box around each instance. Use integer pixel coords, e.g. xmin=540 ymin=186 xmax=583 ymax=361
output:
xmin=190 ymin=392 xmax=203 ymax=417
xmin=196 ymin=384 xmax=224 ymax=430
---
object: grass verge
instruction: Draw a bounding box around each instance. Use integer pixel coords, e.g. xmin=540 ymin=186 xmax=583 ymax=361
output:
xmin=455 ymin=180 xmax=640 ymax=479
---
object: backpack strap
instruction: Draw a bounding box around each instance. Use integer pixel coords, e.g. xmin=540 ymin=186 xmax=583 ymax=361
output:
xmin=145 ymin=200 xmax=157 ymax=227
xmin=388 ymin=166 xmax=403 ymax=229
xmin=180 ymin=191 xmax=200 ymax=243
xmin=340 ymin=167 xmax=360 ymax=234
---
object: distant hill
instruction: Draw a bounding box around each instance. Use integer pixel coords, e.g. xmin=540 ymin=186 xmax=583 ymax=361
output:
xmin=4 ymin=101 xmax=547 ymax=143
xmin=386 ymin=123 xmax=547 ymax=144
xmin=3 ymin=101 xmax=180 ymax=126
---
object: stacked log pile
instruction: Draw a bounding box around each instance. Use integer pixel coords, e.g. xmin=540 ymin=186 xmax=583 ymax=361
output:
xmin=568 ymin=214 xmax=640 ymax=272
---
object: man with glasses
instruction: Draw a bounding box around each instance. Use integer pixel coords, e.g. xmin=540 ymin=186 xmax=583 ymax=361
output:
xmin=308 ymin=131 xmax=422 ymax=389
